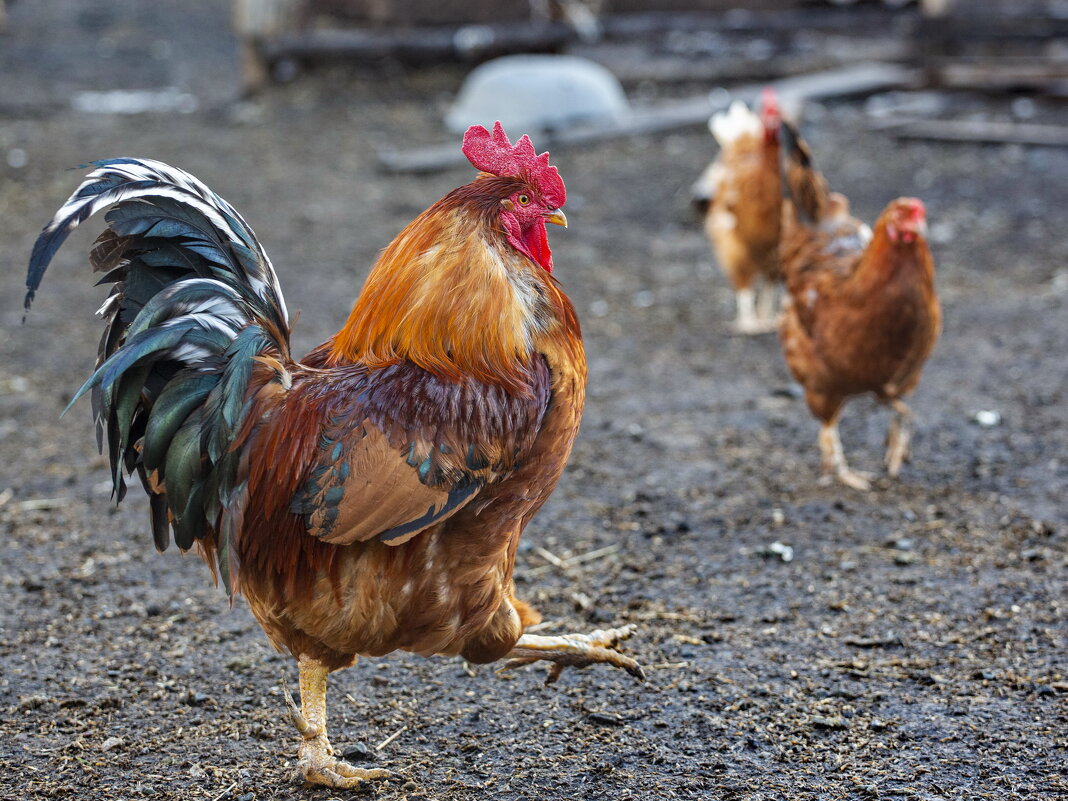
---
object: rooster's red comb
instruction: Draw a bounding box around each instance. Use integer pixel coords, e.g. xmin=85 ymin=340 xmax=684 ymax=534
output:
xmin=462 ymin=121 xmax=566 ymax=208
xmin=760 ymin=87 xmax=781 ymax=124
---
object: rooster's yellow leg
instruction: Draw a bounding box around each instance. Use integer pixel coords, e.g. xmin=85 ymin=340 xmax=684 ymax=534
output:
xmin=283 ymin=655 xmax=391 ymax=789
xmin=500 ymin=625 xmax=645 ymax=684
xmin=818 ymin=419 xmax=872 ymax=491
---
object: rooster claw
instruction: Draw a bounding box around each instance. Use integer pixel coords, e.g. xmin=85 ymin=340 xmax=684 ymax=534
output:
xmin=281 ymin=674 xmax=321 ymax=740
xmin=731 ymin=317 xmax=779 ymax=336
xmin=500 ymin=624 xmax=645 ymax=684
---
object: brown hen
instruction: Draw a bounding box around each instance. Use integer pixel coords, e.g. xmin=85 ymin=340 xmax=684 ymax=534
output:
xmin=779 ymin=122 xmax=941 ymax=489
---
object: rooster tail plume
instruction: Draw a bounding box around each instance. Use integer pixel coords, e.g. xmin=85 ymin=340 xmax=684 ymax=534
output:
xmin=780 ymin=119 xmax=829 ymax=225
xmin=25 ymin=158 xmax=292 ymax=596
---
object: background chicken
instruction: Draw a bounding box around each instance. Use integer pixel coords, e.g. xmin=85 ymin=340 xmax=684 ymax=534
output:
xmin=24 ymin=123 xmax=642 ymax=789
xmin=778 ymin=120 xmax=942 ymax=490
xmin=692 ymin=88 xmax=783 ymax=334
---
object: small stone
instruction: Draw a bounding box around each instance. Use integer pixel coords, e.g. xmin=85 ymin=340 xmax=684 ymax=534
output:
xmin=810 ymin=715 xmax=849 ymax=730
xmin=767 ymin=541 xmax=794 ymax=562
xmin=18 ymin=695 xmax=49 ymax=710
xmin=586 ymin=709 xmax=625 ymax=726
xmin=342 ymin=742 xmax=376 ymax=762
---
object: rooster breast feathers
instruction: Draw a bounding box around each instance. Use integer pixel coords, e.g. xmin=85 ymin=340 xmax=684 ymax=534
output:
xmin=24 ymin=158 xmax=558 ymax=596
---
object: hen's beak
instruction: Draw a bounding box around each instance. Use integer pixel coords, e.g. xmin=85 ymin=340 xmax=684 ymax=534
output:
xmin=545 ymin=208 xmax=568 ymax=228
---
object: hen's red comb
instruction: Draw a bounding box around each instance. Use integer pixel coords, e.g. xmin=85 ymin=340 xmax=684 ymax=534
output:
xmin=462 ymin=121 xmax=566 ymax=208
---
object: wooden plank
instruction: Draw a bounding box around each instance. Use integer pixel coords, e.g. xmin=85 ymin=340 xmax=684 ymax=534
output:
xmin=378 ymin=61 xmax=919 ymax=173
xmin=917 ymin=14 xmax=1068 ymax=41
xmin=933 ymin=61 xmax=1068 ymax=94
xmin=263 ymin=20 xmax=575 ymax=63
xmin=262 ymin=8 xmax=907 ymax=67
xmin=876 ymin=118 xmax=1068 ymax=148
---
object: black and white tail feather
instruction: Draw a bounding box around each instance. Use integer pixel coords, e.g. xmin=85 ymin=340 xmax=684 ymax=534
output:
xmin=25 ymin=158 xmax=293 ymax=596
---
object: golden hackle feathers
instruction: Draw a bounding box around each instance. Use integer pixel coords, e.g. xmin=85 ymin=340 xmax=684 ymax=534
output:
xmin=329 ymin=178 xmax=576 ymax=395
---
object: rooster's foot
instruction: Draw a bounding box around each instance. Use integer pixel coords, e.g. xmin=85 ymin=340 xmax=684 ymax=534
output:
xmin=285 ymin=656 xmax=392 ymax=789
xmin=298 ymin=737 xmax=392 ymax=789
xmin=500 ymin=624 xmax=645 ymax=684
xmin=732 ymin=316 xmax=779 ymax=335
xmin=733 ymin=288 xmax=778 ymax=335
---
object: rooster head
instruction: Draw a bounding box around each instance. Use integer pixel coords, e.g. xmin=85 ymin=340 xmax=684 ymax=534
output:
xmin=760 ymin=87 xmax=781 ymax=142
xmin=885 ymin=198 xmax=927 ymax=245
xmin=463 ymin=121 xmax=566 ymax=273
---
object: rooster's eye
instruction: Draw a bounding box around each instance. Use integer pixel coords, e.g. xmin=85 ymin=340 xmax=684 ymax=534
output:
xmin=517 ymin=194 xmax=530 ymax=206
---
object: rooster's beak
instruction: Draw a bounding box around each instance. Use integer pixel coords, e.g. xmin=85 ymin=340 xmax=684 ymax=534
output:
xmin=545 ymin=208 xmax=568 ymax=228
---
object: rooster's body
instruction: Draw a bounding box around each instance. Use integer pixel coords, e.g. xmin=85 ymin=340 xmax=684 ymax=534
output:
xmin=25 ymin=126 xmax=641 ymax=788
xmin=778 ymin=121 xmax=941 ymax=490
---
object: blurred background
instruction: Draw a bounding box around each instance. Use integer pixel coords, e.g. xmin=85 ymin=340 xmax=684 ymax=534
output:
xmin=1 ymin=2 xmax=1066 ymax=800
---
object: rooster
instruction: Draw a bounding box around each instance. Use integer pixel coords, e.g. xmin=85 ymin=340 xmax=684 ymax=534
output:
xmin=24 ymin=123 xmax=643 ymax=788
xmin=778 ymin=120 xmax=941 ymax=490
xmin=692 ymin=88 xmax=783 ymax=334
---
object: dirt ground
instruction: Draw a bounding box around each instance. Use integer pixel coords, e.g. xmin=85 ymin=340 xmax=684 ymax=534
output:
xmin=1 ymin=3 xmax=1065 ymax=800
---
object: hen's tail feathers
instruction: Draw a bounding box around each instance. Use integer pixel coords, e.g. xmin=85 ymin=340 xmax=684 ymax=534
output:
xmin=25 ymin=158 xmax=292 ymax=596
xmin=780 ymin=119 xmax=829 ymax=226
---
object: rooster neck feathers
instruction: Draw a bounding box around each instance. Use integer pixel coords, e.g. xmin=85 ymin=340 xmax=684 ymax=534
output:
xmin=328 ymin=180 xmax=573 ymax=395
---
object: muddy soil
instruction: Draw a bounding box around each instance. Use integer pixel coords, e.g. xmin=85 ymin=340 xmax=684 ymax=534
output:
xmin=1 ymin=3 xmax=1065 ymax=800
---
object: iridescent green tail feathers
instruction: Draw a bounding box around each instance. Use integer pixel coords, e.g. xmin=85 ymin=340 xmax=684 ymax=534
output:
xmin=25 ymin=158 xmax=292 ymax=595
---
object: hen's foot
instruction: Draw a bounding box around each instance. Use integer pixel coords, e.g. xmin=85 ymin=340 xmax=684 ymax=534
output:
xmin=884 ymin=399 xmax=912 ymax=477
xmin=884 ymin=437 xmax=909 ymax=477
xmin=500 ymin=624 xmax=644 ymax=684
xmin=818 ymin=420 xmax=872 ymax=490
xmin=833 ymin=466 xmax=873 ymax=491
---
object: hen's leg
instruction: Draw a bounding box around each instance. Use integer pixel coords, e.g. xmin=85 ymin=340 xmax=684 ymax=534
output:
xmin=885 ymin=399 xmax=912 ymax=477
xmin=500 ymin=625 xmax=644 ymax=684
xmin=283 ymin=655 xmax=391 ymax=788
xmin=819 ymin=418 xmax=872 ymax=491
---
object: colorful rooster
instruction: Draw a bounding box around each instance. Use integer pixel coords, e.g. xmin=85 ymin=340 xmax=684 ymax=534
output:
xmin=24 ymin=123 xmax=642 ymax=788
